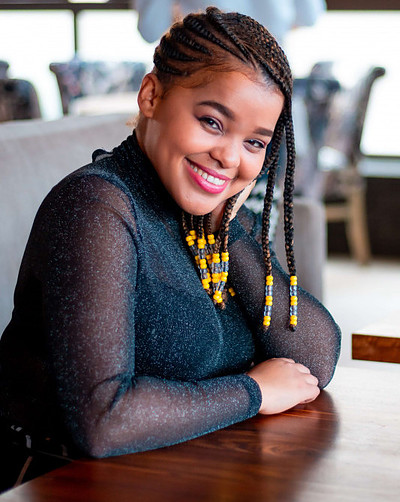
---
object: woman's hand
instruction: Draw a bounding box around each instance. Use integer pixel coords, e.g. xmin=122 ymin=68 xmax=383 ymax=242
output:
xmin=247 ymin=358 xmax=320 ymax=415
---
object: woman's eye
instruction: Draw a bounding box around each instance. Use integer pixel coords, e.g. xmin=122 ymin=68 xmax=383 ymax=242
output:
xmin=199 ymin=116 xmax=221 ymax=131
xmin=247 ymin=139 xmax=266 ymax=150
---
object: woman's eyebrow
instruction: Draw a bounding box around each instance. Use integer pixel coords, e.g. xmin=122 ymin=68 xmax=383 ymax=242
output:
xmin=197 ymin=100 xmax=234 ymax=120
xmin=254 ymin=127 xmax=274 ymax=137
xmin=198 ymin=100 xmax=274 ymax=137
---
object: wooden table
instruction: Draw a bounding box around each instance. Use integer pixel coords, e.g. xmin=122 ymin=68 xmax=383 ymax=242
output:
xmin=352 ymin=311 xmax=400 ymax=363
xmin=2 ymin=366 xmax=399 ymax=502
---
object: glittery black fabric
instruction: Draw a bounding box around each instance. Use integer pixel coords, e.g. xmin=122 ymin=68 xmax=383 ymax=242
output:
xmin=0 ymin=133 xmax=340 ymax=458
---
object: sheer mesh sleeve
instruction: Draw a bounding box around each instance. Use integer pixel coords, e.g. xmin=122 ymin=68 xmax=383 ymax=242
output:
xmin=229 ymin=211 xmax=341 ymax=388
xmin=38 ymin=175 xmax=261 ymax=458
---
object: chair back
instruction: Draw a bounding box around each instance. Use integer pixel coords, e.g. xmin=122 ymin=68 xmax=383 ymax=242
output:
xmin=0 ymin=79 xmax=41 ymax=122
xmin=50 ymin=59 xmax=146 ymax=115
xmin=0 ymin=60 xmax=9 ymax=79
xmin=320 ymin=66 xmax=385 ymax=170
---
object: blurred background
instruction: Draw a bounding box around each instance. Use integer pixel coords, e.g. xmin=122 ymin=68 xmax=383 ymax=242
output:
xmin=1 ymin=0 xmax=399 ymax=372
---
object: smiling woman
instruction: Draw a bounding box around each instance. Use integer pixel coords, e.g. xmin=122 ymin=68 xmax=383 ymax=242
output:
xmin=136 ymin=71 xmax=284 ymax=219
xmin=0 ymin=7 xmax=340 ymax=476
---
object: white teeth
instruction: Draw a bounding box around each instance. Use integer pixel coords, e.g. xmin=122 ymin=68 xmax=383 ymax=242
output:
xmin=188 ymin=161 xmax=226 ymax=186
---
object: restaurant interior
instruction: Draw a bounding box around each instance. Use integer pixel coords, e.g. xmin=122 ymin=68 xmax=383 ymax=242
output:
xmin=0 ymin=1 xmax=399 ymax=500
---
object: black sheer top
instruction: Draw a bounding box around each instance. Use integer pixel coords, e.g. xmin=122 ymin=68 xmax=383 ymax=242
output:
xmin=0 ymin=133 xmax=340 ymax=457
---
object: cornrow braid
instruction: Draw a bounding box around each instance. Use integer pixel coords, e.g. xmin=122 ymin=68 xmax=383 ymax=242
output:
xmin=153 ymin=52 xmax=181 ymax=76
xmin=183 ymin=14 xmax=243 ymax=62
xmin=159 ymin=37 xmax=200 ymax=63
xmin=154 ymin=7 xmax=297 ymax=330
xmin=169 ymin=28 xmax=211 ymax=56
xmin=205 ymin=9 xmax=250 ymax=61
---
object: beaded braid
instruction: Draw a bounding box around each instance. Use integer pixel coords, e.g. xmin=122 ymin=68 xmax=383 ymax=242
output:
xmin=153 ymin=7 xmax=298 ymax=330
xmin=281 ymin=105 xmax=298 ymax=328
xmin=260 ymin=117 xmax=285 ymax=328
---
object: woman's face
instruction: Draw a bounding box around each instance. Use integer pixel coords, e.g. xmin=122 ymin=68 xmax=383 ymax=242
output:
xmin=136 ymin=70 xmax=284 ymax=216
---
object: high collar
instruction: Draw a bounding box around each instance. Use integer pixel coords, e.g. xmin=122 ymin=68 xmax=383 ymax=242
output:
xmin=111 ymin=130 xmax=181 ymax=219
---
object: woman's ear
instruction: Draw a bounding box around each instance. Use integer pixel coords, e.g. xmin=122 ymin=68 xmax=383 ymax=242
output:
xmin=137 ymin=73 xmax=163 ymax=118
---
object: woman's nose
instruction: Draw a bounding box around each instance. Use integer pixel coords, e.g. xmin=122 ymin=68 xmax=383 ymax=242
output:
xmin=210 ymin=138 xmax=241 ymax=169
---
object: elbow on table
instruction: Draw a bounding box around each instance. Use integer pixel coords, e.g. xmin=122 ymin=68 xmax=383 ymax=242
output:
xmin=70 ymin=419 xmax=122 ymax=459
xmin=74 ymin=417 xmax=147 ymax=458
xmin=74 ymin=429 xmax=113 ymax=459
xmin=317 ymin=320 xmax=342 ymax=390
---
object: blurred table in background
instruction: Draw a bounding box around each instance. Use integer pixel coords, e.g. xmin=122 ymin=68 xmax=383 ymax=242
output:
xmin=352 ymin=310 xmax=400 ymax=364
xmin=328 ymin=162 xmax=400 ymax=258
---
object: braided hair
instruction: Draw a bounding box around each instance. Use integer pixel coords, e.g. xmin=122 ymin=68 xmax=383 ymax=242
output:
xmin=153 ymin=7 xmax=298 ymax=330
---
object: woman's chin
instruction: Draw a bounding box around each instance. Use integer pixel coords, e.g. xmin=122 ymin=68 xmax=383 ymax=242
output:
xmin=178 ymin=198 xmax=220 ymax=217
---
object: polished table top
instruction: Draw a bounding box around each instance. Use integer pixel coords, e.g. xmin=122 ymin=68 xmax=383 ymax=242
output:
xmin=2 ymin=366 xmax=400 ymax=502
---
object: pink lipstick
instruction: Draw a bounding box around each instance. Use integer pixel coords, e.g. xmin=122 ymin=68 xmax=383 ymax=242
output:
xmin=185 ymin=158 xmax=230 ymax=194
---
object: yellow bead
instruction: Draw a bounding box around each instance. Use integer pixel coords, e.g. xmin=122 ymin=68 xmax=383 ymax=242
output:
xmin=195 ymin=256 xmax=199 ymax=264
xmin=207 ymin=234 xmax=215 ymax=245
xmin=228 ymin=287 xmax=236 ymax=297
xmin=190 ymin=230 xmax=196 ymax=238
xmin=212 ymin=253 xmax=220 ymax=264
xmin=213 ymin=291 xmax=223 ymax=303
xmin=263 ymin=315 xmax=271 ymax=326
xmin=197 ymin=238 xmax=206 ymax=249
xmin=202 ymin=279 xmax=210 ymax=286
xmin=221 ymin=272 xmax=228 ymax=280
xmin=212 ymin=274 xmax=220 ymax=283
xmin=266 ymin=275 xmax=273 ymax=286
xmin=290 ymin=315 xmax=298 ymax=326
xmin=221 ymin=252 xmax=229 ymax=261
xmin=290 ymin=276 xmax=297 ymax=286
xmin=290 ymin=296 xmax=298 ymax=306
xmin=265 ymin=296 xmax=273 ymax=306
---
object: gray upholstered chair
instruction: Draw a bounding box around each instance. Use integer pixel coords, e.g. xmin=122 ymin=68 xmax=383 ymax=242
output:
xmin=50 ymin=59 xmax=146 ymax=115
xmin=318 ymin=66 xmax=385 ymax=264
xmin=294 ymin=64 xmax=385 ymax=264
xmin=0 ymin=78 xmax=41 ymax=122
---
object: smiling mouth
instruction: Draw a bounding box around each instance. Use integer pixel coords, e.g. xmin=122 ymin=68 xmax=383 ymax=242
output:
xmin=187 ymin=160 xmax=227 ymax=186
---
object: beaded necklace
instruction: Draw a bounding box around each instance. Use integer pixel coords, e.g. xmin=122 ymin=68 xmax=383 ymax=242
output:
xmin=183 ymin=216 xmax=234 ymax=307
xmin=182 ymin=212 xmax=297 ymax=331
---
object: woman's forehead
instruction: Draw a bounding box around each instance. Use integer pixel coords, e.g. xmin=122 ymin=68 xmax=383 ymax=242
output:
xmin=177 ymin=70 xmax=282 ymax=104
xmin=164 ymin=66 xmax=281 ymax=98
